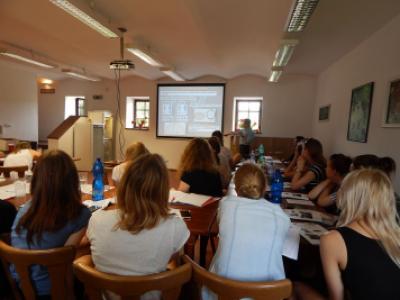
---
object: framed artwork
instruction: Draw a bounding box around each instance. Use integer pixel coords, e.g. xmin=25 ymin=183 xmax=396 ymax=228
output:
xmin=318 ymin=105 xmax=330 ymax=121
xmin=347 ymin=82 xmax=374 ymax=143
xmin=383 ymin=79 xmax=400 ymax=127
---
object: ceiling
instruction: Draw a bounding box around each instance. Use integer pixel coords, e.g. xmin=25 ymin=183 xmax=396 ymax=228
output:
xmin=0 ymin=0 xmax=400 ymax=81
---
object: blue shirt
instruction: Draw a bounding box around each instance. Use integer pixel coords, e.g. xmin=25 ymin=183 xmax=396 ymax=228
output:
xmin=11 ymin=201 xmax=91 ymax=296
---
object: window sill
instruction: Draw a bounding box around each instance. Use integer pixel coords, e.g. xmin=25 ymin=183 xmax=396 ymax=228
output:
xmin=125 ymin=127 xmax=150 ymax=131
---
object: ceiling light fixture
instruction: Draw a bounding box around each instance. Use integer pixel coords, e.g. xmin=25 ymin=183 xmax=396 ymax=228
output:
xmin=272 ymin=39 xmax=299 ymax=68
xmin=160 ymin=68 xmax=185 ymax=82
xmin=49 ymin=0 xmax=119 ymax=38
xmin=287 ymin=0 xmax=319 ymax=32
xmin=62 ymin=69 xmax=101 ymax=81
xmin=126 ymin=45 xmax=163 ymax=67
xmin=268 ymin=68 xmax=283 ymax=83
xmin=0 ymin=51 xmax=56 ymax=68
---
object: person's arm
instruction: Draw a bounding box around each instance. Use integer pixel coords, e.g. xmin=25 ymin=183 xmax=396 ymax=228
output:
xmin=317 ymin=186 xmax=336 ymax=207
xmin=291 ymin=156 xmax=315 ymax=190
xmin=284 ymin=152 xmax=300 ymax=176
xmin=29 ymin=149 xmax=41 ymax=160
xmin=64 ymin=227 xmax=87 ymax=246
xmin=177 ymin=181 xmax=190 ymax=193
xmin=320 ymin=231 xmax=346 ymax=300
xmin=308 ymin=179 xmax=331 ymax=200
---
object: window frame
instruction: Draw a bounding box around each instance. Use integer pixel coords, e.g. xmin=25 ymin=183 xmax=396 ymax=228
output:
xmin=64 ymin=96 xmax=86 ymax=119
xmin=125 ymin=96 xmax=150 ymax=130
xmin=233 ymin=97 xmax=263 ymax=132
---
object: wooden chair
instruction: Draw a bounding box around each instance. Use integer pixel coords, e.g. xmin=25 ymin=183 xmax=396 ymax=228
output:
xmin=73 ymin=255 xmax=192 ymax=300
xmin=0 ymin=238 xmax=76 ymax=300
xmin=184 ymin=255 xmax=292 ymax=300
xmin=0 ymin=165 xmax=28 ymax=178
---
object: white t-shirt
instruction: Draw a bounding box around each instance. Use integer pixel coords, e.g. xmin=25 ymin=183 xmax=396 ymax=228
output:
xmin=203 ymin=195 xmax=290 ymax=300
xmin=4 ymin=149 xmax=33 ymax=169
xmin=111 ymin=162 xmax=128 ymax=184
xmin=87 ymin=209 xmax=190 ymax=299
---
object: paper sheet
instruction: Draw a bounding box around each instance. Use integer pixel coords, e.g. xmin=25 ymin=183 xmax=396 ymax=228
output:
xmin=80 ymin=183 xmax=114 ymax=195
xmin=286 ymin=199 xmax=315 ymax=206
xmin=0 ymin=183 xmax=29 ymax=200
xmin=284 ymin=208 xmax=337 ymax=226
xmin=294 ymin=222 xmax=328 ymax=246
xmin=169 ymin=190 xmax=216 ymax=207
xmin=282 ymin=192 xmax=309 ymax=200
xmin=282 ymin=224 xmax=300 ymax=260
xmin=83 ymin=197 xmax=116 ymax=211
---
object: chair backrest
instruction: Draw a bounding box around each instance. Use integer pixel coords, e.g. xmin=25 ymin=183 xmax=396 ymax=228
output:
xmin=73 ymin=255 xmax=192 ymax=300
xmin=0 ymin=239 xmax=76 ymax=300
xmin=184 ymin=255 xmax=292 ymax=300
xmin=0 ymin=166 xmax=28 ymax=178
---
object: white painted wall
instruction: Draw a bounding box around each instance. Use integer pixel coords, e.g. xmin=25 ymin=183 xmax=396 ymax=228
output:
xmin=0 ymin=61 xmax=38 ymax=141
xmin=312 ymin=13 xmax=400 ymax=193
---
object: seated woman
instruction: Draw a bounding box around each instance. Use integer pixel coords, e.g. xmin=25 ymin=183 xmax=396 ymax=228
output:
xmin=208 ymin=137 xmax=231 ymax=189
xmin=352 ymin=154 xmax=379 ymax=170
xmin=291 ymin=138 xmax=326 ymax=191
xmin=203 ymin=163 xmax=290 ymax=300
xmin=211 ymin=130 xmax=233 ymax=169
xmin=4 ymin=142 xmax=41 ymax=170
xmin=177 ymin=138 xmax=223 ymax=197
xmin=320 ymin=169 xmax=400 ymax=300
xmin=11 ymin=150 xmax=91 ymax=297
xmin=87 ymin=154 xmax=189 ymax=299
xmin=112 ymin=142 xmax=149 ymax=185
xmin=308 ymin=154 xmax=352 ymax=214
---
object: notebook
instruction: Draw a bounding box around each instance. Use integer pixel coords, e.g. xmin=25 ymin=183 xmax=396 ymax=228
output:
xmin=169 ymin=190 xmax=219 ymax=207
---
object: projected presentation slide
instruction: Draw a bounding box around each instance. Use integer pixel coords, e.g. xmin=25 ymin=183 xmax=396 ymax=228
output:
xmin=157 ymin=84 xmax=224 ymax=138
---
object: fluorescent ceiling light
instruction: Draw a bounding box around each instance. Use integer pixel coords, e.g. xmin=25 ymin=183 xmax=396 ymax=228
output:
xmin=0 ymin=51 xmax=55 ymax=68
xmin=268 ymin=69 xmax=282 ymax=83
xmin=126 ymin=46 xmax=163 ymax=67
xmin=49 ymin=0 xmax=118 ymax=38
xmin=160 ymin=68 xmax=185 ymax=82
xmin=272 ymin=39 xmax=299 ymax=68
xmin=62 ymin=69 xmax=101 ymax=81
xmin=287 ymin=0 xmax=319 ymax=32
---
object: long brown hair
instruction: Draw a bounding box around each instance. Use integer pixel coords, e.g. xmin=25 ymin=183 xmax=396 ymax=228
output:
xmin=304 ymin=138 xmax=326 ymax=167
xmin=178 ymin=138 xmax=217 ymax=177
xmin=16 ymin=150 xmax=83 ymax=244
xmin=116 ymin=153 xmax=170 ymax=234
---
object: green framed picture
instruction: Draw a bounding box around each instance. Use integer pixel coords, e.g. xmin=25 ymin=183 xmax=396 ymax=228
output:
xmin=347 ymin=82 xmax=374 ymax=143
xmin=318 ymin=105 xmax=330 ymax=121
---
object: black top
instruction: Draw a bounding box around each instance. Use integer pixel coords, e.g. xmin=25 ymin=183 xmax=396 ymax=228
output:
xmin=181 ymin=170 xmax=223 ymax=197
xmin=0 ymin=201 xmax=17 ymax=234
xmin=336 ymin=227 xmax=400 ymax=300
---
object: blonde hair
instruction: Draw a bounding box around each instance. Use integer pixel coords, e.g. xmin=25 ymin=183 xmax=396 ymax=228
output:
xmin=178 ymin=138 xmax=217 ymax=177
xmin=234 ymin=164 xmax=266 ymax=199
xmin=116 ymin=154 xmax=170 ymax=234
xmin=337 ymin=168 xmax=400 ymax=267
xmin=125 ymin=142 xmax=149 ymax=161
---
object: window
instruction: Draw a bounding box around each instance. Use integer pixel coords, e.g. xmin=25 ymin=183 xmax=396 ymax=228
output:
xmin=233 ymin=97 xmax=262 ymax=131
xmin=126 ymin=97 xmax=150 ymax=129
xmin=65 ymin=96 xmax=86 ymax=119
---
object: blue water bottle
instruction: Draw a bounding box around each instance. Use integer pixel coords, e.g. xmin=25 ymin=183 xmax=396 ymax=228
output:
xmin=270 ymin=169 xmax=283 ymax=204
xmin=92 ymin=158 xmax=104 ymax=201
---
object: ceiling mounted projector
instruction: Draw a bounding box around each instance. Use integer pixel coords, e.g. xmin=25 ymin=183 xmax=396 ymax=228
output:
xmin=109 ymin=28 xmax=134 ymax=70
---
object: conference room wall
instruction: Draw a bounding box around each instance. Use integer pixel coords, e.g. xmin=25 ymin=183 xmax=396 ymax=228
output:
xmin=312 ymin=13 xmax=400 ymax=193
xmin=117 ymin=74 xmax=316 ymax=169
xmin=0 ymin=60 xmax=38 ymax=141
xmin=38 ymin=73 xmax=316 ymax=169
xmin=38 ymin=78 xmax=116 ymax=141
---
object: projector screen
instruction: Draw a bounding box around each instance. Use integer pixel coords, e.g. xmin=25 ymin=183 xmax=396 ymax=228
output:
xmin=157 ymin=84 xmax=225 ymax=138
